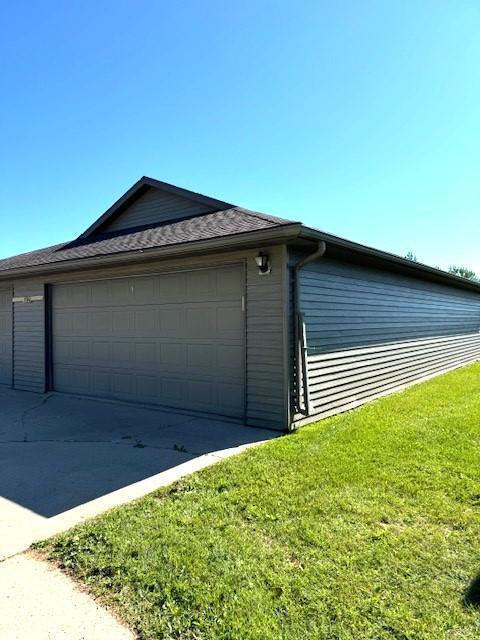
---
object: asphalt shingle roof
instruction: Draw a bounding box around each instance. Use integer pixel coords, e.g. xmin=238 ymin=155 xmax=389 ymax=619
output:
xmin=0 ymin=207 xmax=295 ymax=273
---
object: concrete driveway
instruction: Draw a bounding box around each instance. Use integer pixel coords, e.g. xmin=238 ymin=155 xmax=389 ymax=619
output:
xmin=0 ymin=389 xmax=277 ymax=559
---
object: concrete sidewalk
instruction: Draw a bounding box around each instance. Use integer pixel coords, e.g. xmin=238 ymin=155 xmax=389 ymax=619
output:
xmin=0 ymin=554 xmax=134 ymax=640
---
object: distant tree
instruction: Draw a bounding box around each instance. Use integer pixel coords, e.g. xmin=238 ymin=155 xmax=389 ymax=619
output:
xmin=405 ymin=251 xmax=418 ymax=262
xmin=448 ymin=265 xmax=479 ymax=282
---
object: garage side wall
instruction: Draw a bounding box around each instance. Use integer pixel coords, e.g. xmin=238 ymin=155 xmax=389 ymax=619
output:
xmin=13 ymin=281 xmax=46 ymax=393
xmin=291 ymin=254 xmax=480 ymax=427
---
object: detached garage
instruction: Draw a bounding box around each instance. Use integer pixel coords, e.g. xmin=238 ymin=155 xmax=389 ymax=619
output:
xmin=0 ymin=176 xmax=479 ymax=430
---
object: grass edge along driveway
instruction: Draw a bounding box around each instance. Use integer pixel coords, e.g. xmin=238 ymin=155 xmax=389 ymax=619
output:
xmin=38 ymin=362 xmax=480 ymax=640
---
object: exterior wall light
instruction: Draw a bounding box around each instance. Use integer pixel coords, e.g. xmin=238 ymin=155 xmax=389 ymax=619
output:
xmin=255 ymin=252 xmax=271 ymax=275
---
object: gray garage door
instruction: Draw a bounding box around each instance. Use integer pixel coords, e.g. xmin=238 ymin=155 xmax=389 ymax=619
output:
xmin=52 ymin=265 xmax=245 ymax=418
xmin=0 ymin=288 xmax=12 ymax=386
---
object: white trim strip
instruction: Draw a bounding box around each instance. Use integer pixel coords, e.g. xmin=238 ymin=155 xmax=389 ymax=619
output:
xmin=12 ymin=295 xmax=44 ymax=303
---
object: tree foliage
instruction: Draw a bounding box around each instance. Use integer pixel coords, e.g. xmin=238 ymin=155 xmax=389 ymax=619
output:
xmin=448 ymin=265 xmax=479 ymax=282
xmin=405 ymin=251 xmax=418 ymax=262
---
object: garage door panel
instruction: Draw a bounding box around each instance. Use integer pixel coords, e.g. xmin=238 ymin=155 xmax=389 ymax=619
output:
xmin=72 ymin=341 xmax=90 ymax=360
xmin=217 ymin=306 xmax=243 ymax=335
xmin=90 ymin=281 xmax=111 ymax=305
xmin=218 ymin=382 xmax=244 ymax=410
xmin=187 ymin=379 xmax=213 ymax=405
xmin=186 ymin=307 xmax=215 ymax=336
xmin=158 ymin=308 xmax=183 ymax=334
xmin=159 ymin=273 xmax=186 ymax=300
xmin=89 ymin=311 xmax=112 ymax=335
xmin=133 ymin=309 xmax=157 ymax=335
xmin=92 ymin=341 xmax=111 ymax=361
xmin=217 ymin=344 xmax=243 ymax=365
xmin=216 ymin=266 xmax=244 ymax=297
xmin=73 ymin=313 xmax=89 ymax=335
xmin=54 ymin=312 xmax=72 ymax=336
xmin=112 ymin=341 xmax=132 ymax=362
xmin=186 ymin=270 xmax=212 ymax=297
xmin=56 ymin=284 xmax=90 ymax=307
xmin=135 ymin=342 xmax=157 ymax=365
xmin=136 ymin=375 xmax=157 ymax=399
xmin=187 ymin=344 xmax=215 ymax=368
xmin=52 ymin=266 xmax=245 ymax=417
xmin=92 ymin=370 xmax=111 ymax=394
xmin=111 ymin=279 xmax=132 ymax=303
xmin=56 ymin=339 xmax=243 ymax=373
xmin=112 ymin=372 xmax=134 ymax=395
xmin=55 ymin=366 xmax=90 ymax=394
xmin=161 ymin=342 xmax=186 ymax=366
xmin=113 ymin=310 xmax=133 ymax=333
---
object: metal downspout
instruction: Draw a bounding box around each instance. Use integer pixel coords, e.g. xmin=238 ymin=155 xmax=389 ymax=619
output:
xmin=293 ymin=240 xmax=326 ymax=417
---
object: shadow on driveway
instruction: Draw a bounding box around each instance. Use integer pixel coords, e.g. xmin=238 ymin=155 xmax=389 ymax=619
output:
xmin=0 ymin=389 xmax=277 ymax=519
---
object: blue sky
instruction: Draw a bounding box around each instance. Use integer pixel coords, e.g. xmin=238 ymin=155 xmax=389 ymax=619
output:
xmin=1 ymin=1 xmax=479 ymax=273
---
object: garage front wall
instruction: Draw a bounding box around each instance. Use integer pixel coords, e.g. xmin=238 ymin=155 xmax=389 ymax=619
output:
xmin=11 ymin=246 xmax=289 ymax=430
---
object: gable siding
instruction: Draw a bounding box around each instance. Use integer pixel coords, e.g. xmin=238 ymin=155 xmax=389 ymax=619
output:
xmin=13 ymin=281 xmax=45 ymax=393
xmin=103 ymin=188 xmax=214 ymax=233
xmin=291 ymin=254 xmax=480 ymax=426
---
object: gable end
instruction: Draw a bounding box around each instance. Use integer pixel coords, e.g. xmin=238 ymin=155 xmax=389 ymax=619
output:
xmin=100 ymin=187 xmax=215 ymax=233
xmin=78 ymin=176 xmax=234 ymax=239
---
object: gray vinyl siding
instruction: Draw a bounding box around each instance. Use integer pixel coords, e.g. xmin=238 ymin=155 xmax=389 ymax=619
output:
xmin=103 ymin=187 xmax=214 ymax=233
xmin=245 ymin=245 xmax=288 ymax=430
xmin=291 ymin=254 xmax=480 ymax=426
xmin=13 ymin=281 xmax=45 ymax=393
xmin=0 ymin=287 xmax=13 ymax=386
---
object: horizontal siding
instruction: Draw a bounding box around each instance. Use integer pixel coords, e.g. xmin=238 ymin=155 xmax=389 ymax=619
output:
xmin=290 ymin=255 xmax=480 ymax=426
xmin=301 ymin=259 xmax=480 ymax=353
xmin=104 ymin=187 xmax=213 ymax=233
xmin=13 ymin=282 xmax=45 ymax=393
xmin=0 ymin=287 xmax=12 ymax=386
xmin=246 ymin=246 xmax=287 ymax=430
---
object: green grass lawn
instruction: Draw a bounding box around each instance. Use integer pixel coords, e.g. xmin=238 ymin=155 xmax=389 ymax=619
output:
xmin=39 ymin=363 xmax=480 ymax=639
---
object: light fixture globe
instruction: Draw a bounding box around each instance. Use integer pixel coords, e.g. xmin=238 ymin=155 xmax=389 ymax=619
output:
xmin=255 ymin=252 xmax=271 ymax=275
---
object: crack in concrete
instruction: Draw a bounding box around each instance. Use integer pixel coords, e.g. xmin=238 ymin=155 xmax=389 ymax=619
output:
xmin=5 ymin=401 xmax=240 ymax=458
xmin=20 ymin=394 xmax=54 ymax=440
xmin=0 ymin=437 xmax=203 ymax=456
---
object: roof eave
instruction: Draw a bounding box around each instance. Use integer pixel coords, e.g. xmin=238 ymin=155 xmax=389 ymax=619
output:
xmin=298 ymin=225 xmax=480 ymax=293
xmin=0 ymin=223 xmax=301 ymax=281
